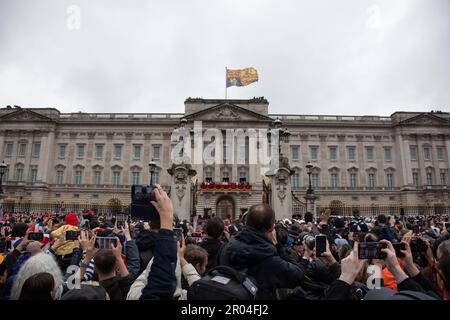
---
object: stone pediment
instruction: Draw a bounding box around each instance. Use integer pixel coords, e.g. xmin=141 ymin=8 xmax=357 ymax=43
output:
xmin=0 ymin=109 xmax=54 ymax=122
xmin=397 ymin=113 xmax=450 ymax=126
xmin=184 ymin=103 xmax=273 ymax=122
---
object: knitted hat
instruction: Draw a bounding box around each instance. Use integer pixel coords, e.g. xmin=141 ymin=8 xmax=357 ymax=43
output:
xmin=65 ymin=213 xmax=79 ymax=226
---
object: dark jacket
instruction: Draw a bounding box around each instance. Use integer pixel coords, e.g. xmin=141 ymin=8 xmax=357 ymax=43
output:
xmin=140 ymin=229 xmax=177 ymax=300
xmin=200 ymin=238 xmax=222 ymax=273
xmin=325 ymin=274 xmax=441 ymax=300
xmin=134 ymin=230 xmax=158 ymax=275
xmin=218 ymin=226 xmax=305 ymax=300
xmin=97 ymin=240 xmax=140 ymax=300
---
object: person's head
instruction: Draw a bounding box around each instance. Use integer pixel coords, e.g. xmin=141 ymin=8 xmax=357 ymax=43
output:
xmin=364 ymin=232 xmax=379 ymax=242
xmin=11 ymin=222 xmax=28 ymax=237
xmin=377 ymin=214 xmax=387 ymax=225
xmin=19 ymin=272 xmax=55 ymax=300
xmin=204 ymin=217 xmax=224 ymax=240
xmin=61 ymin=283 xmax=109 ymax=300
xmin=246 ymin=204 xmax=275 ymax=233
xmin=304 ymin=212 xmax=313 ymax=224
xmin=11 ymin=252 xmax=63 ymax=300
xmin=65 ymin=213 xmax=79 ymax=226
xmin=184 ymin=244 xmax=208 ymax=276
xmin=94 ymin=249 xmax=117 ymax=279
xmin=435 ymin=242 xmax=450 ymax=299
xmin=437 ymin=240 xmax=450 ymax=262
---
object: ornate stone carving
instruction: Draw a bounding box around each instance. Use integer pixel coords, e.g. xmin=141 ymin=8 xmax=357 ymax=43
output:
xmin=167 ymin=163 xmax=196 ymax=206
xmin=215 ymin=107 xmax=240 ymax=120
xmin=274 ymin=169 xmax=290 ymax=205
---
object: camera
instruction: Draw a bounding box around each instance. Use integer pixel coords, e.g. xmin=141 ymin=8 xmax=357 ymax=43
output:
xmin=130 ymin=185 xmax=159 ymax=221
xmin=358 ymin=242 xmax=387 ymax=260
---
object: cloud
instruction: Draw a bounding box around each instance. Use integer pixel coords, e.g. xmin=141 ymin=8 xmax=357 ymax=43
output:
xmin=0 ymin=0 xmax=448 ymax=115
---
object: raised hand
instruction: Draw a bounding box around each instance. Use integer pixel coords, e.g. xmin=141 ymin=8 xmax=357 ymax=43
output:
xmin=150 ymin=185 xmax=174 ymax=230
xmin=339 ymin=242 xmax=365 ymax=285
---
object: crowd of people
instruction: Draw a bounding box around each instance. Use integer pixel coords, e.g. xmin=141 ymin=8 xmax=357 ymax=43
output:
xmin=1 ymin=186 xmax=450 ymax=300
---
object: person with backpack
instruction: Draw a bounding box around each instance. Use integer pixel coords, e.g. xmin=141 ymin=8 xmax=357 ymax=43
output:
xmin=217 ymin=203 xmax=305 ymax=299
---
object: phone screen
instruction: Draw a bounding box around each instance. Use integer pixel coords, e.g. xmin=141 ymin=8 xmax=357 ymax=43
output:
xmin=95 ymin=237 xmax=117 ymax=249
xmin=174 ymin=228 xmax=183 ymax=245
xmin=66 ymin=231 xmax=80 ymax=241
xmin=28 ymin=232 xmax=44 ymax=241
xmin=358 ymin=242 xmax=387 ymax=260
xmin=116 ymin=214 xmax=126 ymax=228
xmin=315 ymin=235 xmax=327 ymax=257
xmin=6 ymin=240 xmax=12 ymax=250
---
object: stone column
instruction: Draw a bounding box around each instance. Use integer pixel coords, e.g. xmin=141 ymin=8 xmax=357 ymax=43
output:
xmin=36 ymin=130 xmax=55 ymax=185
xmin=397 ymin=134 xmax=413 ymax=186
xmin=167 ymin=163 xmax=196 ymax=221
xmin=269 ymin=166 xmax=293 ymax=221
xmin=0 ymin=131 xmax=5 ymax=162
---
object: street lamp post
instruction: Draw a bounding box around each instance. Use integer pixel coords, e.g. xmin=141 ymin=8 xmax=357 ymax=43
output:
xmin=148 ymin=160 xmax=157 ymax=185
xmin=305 ymin=161 xmax=317 ymax=218
xmin=0 ymin=161 xmax=7 ymax=195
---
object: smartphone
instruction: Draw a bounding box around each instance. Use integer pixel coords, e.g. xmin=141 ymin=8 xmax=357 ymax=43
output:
xmin=315 ymin=235 xmax=327 ymax=257
xmin=116 ymin=214 xmax=127 ymax=228
xmin=5 ymin=239 xmax=12 ymax=251
xmin=393 ymin=242 xmax=406 ymax=258
xmin=445 ymin=222 xmax=450 ymax=229
xmin=95 ymin=237 xmax=118 ymax=249
xmin=130 ymin=185 xmax=159 ymax=221
xmin=174 ymin=228 xmax=184 ymax=245
xmin=81 ymin=220 xmax=90 ymax=230
xmin=358 ymin=242 xmax=387 ymax=260
xmin=28 ymin=232 xmax=44 ymax=241
xmin=66 ymin=230 xmax=80 ymax=241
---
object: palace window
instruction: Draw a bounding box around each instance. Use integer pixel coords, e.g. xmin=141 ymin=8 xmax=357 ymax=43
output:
xmin=132 ymin=172 xmax=140 ymax=185
xmin=366 ymin=147 xmax=374 ymax=161
xmin=95 ymin=145 xmax=104 ymax=158
xmin=368 ymin=173 xmax=376 ymax=188
xmin=33 ymin=143 xmax=40 ymax=157
xmin=347 ymin=147 xmax=356 ymax=161
xmin=18 ymin=143 xmax=27 ymax=156
xmin=134 ymin=145 xmax=141 ymax=159
xmin=310 ymin=146 xmax=318 ymax=161
xmin=329 ymin=147 xmax=337 ymax=161
xmin=94 ymin=171 xmax=102 ymax=185
xmin=291 ymin=146 xmax=299 ymax=160
xmin=330 ymin=173 xmax=338 ymax=188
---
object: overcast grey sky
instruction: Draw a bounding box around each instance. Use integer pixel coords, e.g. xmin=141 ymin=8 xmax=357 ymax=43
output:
xmin=0 ymin=0 xmax=448 ymax=115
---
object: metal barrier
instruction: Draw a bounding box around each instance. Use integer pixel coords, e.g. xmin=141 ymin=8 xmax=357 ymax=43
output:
xmin=1 ymin=201 xmax=130 ymax=216
xmin=316 ymin=204 xmax=450 ymax=217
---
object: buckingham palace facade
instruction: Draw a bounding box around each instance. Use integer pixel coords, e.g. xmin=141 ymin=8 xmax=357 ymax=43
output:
xmin=1 ymin=97 xmax=449 ymax=219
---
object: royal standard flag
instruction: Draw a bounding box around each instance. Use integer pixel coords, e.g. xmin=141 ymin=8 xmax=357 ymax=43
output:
xmin=226 ymin=67 xmax=259 ymax=88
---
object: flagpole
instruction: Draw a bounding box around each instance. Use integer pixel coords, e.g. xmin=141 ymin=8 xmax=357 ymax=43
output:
xmin=225 ymin=67 xmax=227 ymax=100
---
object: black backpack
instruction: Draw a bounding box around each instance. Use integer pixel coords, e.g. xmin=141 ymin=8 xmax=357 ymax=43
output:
xmin=187 ymin=265 xmax=258 ymax=300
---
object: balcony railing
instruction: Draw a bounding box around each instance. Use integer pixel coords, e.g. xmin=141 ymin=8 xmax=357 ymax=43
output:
xmin=200 ymin=182 xmax=252 ymax=191
xmin=59 ymin=113 xmax=184 ymax=120
xmin=270 ymin=114 xmax=392 ymax=122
